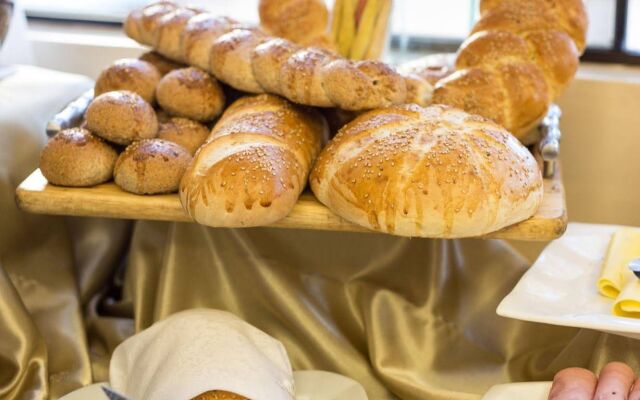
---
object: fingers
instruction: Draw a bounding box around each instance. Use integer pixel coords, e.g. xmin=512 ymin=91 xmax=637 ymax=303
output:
xmin=594 ymin=362 xmax=637 ymax=400
xmin=548 ymin=367 xmax=597 ymax=400
xmin=628 ymin=377 xmax=640 ymax=400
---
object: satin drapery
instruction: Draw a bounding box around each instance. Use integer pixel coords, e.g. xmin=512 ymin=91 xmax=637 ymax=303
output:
xmin=2 ymin=67 xmax=639 ymax=400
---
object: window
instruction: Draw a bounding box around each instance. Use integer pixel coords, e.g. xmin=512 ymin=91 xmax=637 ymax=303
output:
xmin=22 ymin=0 xmax=640 ymax=64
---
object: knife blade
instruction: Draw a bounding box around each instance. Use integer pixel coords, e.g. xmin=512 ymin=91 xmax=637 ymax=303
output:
xmin=101 ymin=386 xmax=133 ymax=400
xmin=629 ymin=258 xmax=640 ymax=279
xmin=46 ymin=89 xmax=93 ymax=137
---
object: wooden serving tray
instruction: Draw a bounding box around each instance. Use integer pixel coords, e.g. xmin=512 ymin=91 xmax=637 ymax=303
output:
xmin=15 ymin=167 xmax=567 ymax=241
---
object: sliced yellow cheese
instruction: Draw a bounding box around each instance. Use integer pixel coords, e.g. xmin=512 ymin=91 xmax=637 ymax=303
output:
xmin=598 ymin=228 xmax=640 ymax=299
xmin=613 ymin=280 xmax=640 ymax=318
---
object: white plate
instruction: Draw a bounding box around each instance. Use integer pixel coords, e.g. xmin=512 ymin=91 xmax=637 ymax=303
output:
xmin=482 ymin=382 xmax=551 ymax=400
xmin=60 ymin=370 xmax=368 ymax=400
xmin=497 ymin=223 xmax=640 ymax=339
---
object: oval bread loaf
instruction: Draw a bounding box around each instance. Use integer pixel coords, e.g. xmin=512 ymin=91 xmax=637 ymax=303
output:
xmin=310 ymin=104 xmax=544 ymax=238
xmin=180 ymin=94 xmax=328 ymax=227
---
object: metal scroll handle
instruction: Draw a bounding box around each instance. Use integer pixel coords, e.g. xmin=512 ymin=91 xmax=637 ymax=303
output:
xmin=46 ymin=89 xmax=94 ymax=137
xmin=539 ymin=104 xmax=562 ymax=178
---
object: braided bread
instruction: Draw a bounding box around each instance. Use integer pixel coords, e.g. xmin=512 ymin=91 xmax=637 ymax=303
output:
xmin=433 ymin=0 xmax=587 ymax=140
xmin=180 ymin=94 xmax=328 ymax=227
xmin=124 ymin=2 xmax=431 ymax=110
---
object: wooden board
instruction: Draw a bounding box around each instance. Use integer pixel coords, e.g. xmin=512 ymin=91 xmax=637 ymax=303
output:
xmin=15 ymin=167 xmax=567 ymax=241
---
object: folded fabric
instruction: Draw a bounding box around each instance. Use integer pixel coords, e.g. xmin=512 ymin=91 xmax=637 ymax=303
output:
xmin=598 ymin=228 xmax=640 ymax=299
xmin=110 ymin=309 xmax=295 ymax=400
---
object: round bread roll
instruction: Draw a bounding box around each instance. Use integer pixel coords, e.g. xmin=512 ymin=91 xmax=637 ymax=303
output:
xmin=40 ymin=128 xmax=117 ymax=187
xmin=85 ymin=91 xmax=158 ymax=145
xmin=114 ymin=139 xmax=191 ymax=194
xmin=94 ymin=58 xmax=161 ymax=104
xmin=192 ymin=391 xmax=248 ymax=400
xmin=258 ymin=0 xmax=328 ymax=44
xmin=310 ymin=103 xmax=544 ymax=238
xmin=157 ymin=117 xmax=209 ymax=155
xmin=139 ymin=51 xmax=184 ymax=76
xmin=156 ymin=67 xmax=225 ymax=122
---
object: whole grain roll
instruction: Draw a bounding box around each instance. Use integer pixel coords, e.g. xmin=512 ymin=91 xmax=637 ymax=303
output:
xmin=192 ymin=391 xmax=248 ymax=400
xmin=85 ymin=90 xmax=158 ymax=145
xmin=156 ymin=67 xmax=225 ymax=122
xmin=40 ymin=128 xmax=117 ymax=187
xmin=157 ymin=117 xmax=209 ymax=155
xmin=114 ymin=139 xmax=191 ymax=194
xmin=94 ymin=58 xmax=161 ymax=104
xmin=139 ymin=51 xmax=185 ymax=76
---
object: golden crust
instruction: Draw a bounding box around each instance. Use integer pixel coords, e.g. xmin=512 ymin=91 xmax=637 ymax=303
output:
xmin=251 ymin=38 xmax=301 ymax=95
xmin=310 ymin=104 xmax=544 ymax=238
xmin=258 ymin=0 xmax=328 ymax=44
xmin=157 ymin=117 xmax=209 ymax=155
xmin=320 ymin=59 xmax=407 ymax=110
xmin=156 ymin=67 xmax=225 ymax=122
xmin=40 ymin=128 xmax=117 ymax=187
xmin=210 ymin=28 xmax=269 ymax=93
xmin=139 ymin=51 xmax=185 ymax=76
xmin=95 ymin=58 xmax=161 ymax=104
xmin=85 ymin=91 xmax=158 ymax=145
xmin=114 ymin=139 xmax=192 ymax=194
xmin=280 ymin=47 xmax=337 ymax=107
xmin=153 ymin=8 xmax=199 ymax=61
xmin=180 ymin=94 xmax=327 ymax=227
xmin=181 ymin=14 xmax=244 ymax=71
xmin=124 ymin=2 xmax=177 ymax=45
xmin=191 ymin=390 xmax=248 ymax=399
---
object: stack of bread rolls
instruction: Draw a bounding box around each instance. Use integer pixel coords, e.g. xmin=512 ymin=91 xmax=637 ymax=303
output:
xmin=41 ymin=54 xmax=226 ymax=195
xmin=123 ymin=1 xmax=434 ymax=110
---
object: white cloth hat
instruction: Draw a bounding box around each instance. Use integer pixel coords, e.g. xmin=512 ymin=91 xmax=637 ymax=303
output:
xmin=110 ymin=309 xmax=295 ymax=400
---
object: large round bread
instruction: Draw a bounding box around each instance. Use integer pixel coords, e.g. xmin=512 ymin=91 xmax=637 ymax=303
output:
xmin=258 ymin=0 xmax=329 ymax=44
xmin=310 ymin=104 xmax=544 ymax=238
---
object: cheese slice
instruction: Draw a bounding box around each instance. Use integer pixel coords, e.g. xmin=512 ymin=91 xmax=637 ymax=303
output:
xmin=598 ymin=228 xmax=640 ymax=299
xmin=613 ymin=280 xmax=640 ymax=318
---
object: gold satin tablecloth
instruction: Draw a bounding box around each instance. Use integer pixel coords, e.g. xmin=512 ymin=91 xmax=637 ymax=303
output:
xmin=1 ymin=66 xmax=639 ymax=400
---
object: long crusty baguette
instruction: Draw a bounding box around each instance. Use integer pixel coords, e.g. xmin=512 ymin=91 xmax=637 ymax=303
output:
xmin=433 ymin=0 xmax=587 ymax=141
xmin=124 ymin=2 xmax=431 ymax=110
xmin=179 ymin=94 xmax=328 ymax=227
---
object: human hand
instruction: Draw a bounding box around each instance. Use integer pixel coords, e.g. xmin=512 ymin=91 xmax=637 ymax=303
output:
xmin=548 ymin=362 xmax=640 ymax=399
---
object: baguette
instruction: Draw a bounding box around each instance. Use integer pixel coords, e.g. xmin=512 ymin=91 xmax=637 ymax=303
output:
xmin=179 ymin=94 xmax=328 ymax=227
xmin=124 ymin=2 xmax=433 ymax=110
xmin=433 ymin=0 xmax=587 ymax=140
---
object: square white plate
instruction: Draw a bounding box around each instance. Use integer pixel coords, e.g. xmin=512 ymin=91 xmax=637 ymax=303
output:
xmin=60 ymin=370 xmax=368 ymax=400
xmin=497 ymin=223 xmax=640 ymax=339
xmin=482 ymin=382 xmax=551 ymax=400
